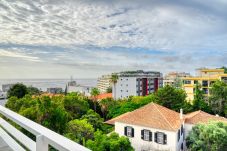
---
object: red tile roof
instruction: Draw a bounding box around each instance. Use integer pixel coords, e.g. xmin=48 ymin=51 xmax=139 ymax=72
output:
xmin=95 ymin=93 xmax=112 ymax=100
xmin=105 ymin=103 xmax=183 ymax=131
xmin=185 ymin=110 xmax=227 ymax=124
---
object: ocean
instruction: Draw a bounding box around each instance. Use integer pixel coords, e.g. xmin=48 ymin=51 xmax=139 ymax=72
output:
xmin=0 ymin=79 xmax=97 ymax=92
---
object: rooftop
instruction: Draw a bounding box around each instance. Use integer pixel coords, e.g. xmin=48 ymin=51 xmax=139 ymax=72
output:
xmin=185 ymin=110 xmax=227 ymax=124
xmin=105 ymin=103 xmax=183 ymax=131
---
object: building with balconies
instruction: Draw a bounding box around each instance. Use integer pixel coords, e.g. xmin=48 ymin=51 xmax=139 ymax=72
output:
xmin=182 ymin=68 xmax=227 ymax=101
xmin=112 ymin=70 xmax=163 ymax=100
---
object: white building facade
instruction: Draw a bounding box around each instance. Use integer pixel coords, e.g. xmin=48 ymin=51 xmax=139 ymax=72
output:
xmin=106 ymin=103 xmax=227 ymax=151
xmin=115 ymin=122 xmax=184 ymax=151
xmin=113 ymin=70 xmax=163 ymax=99
xmin=97 ymin=75 xmax=112 ymax=93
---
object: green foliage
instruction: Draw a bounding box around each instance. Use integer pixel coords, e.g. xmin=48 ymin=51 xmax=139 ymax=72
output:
xmin=91 ymin=87 xmax=100 ymax=97
xmin=209 ymin=80 xmax=227 ymax=116
xmin=221 ymin=66 xmax=227 ymax=73
xmin=108 ymin=94 xmax=156 ymax=118
xmin=7 ymin=83 xmax=28 ymax=98
xmin=64 ymin=92 xmax=90 ymax=119
xmin=193 ymin=84 xmax=212 ymax=113
xmin=36 ymin=96 xmax=68 ymax=134
xmin=86 ymin=131 xmax=133 ymax=151
xmin=186 ymin=121 xmax=227 ymax=151
xmin=27 ymin=86 xmax=41 ymax=95
xmin=155 ymin=85 xmax=187 ymax=111
xmin=106 ymin=87 xmax=112 ymax=93
xmin=81 ymin=109 xmax=104 ymax=130
xmin=64 ymin=119 xmax=94 ymax=145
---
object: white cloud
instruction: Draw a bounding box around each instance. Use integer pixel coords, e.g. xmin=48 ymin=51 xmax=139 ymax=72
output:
xmin=0 ymin=0 xmax=227 ymax=78
xmin=0 ymin=49 xmax=40 ymax=62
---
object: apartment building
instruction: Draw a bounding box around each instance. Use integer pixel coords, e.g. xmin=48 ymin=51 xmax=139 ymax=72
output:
xmin=97 ymin=74 xmax=112 ymax=93
xmin=112 ymin=70 xmax=163 ymax=99
xmin=182 ymin=68 xmax=227 ymax=100
xmin=163 ymin=72 xmax=190 ymax=86
xmin=106 ymin=103 xmax=227 ymax=151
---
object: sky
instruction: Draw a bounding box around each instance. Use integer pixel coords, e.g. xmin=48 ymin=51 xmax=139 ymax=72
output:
xmin=0 ymin=0 xmax=227 ymax=79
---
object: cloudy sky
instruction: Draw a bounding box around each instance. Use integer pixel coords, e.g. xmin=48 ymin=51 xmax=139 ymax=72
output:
xmin=0 ymin=0 xmax=227 ymax=79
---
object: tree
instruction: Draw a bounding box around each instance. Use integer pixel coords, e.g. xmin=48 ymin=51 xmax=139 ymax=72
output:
xmin=36 ymin=96 xmax=68 ymax=134
xmin=64 ymin=119 xmax=94 ymax=145
xmin=86 ymin=131 xmax=133 ymax=151
xmin=186 ymin=121 xmax=227 ymax=151
xmin=111 ymin=73 xmax=118 ymax=99
xmin=27 ymin=86 xmax=41 ymax=95
xmin=81 ymin=109 xmax=104 ymax=130
xmin=155 ymin=85 xmax=187 ymax=112
xmin=221 ymin=66 xmax=227 ymax=73
xmin=7 ymin=83 xmax=28 ymax=98
xmin=209 ymin=80 xmax=227 ymax=116
xmin=99 ymin=98 xmax=117 ymax=120
xmin=193 ymin=84 xmax=212 ymax=113
xmin=63 ymin=92 xmax=90 ymax=119
xmin=106 ymin=87 xmax=112 ymax=93
xmin=90 ymin=88 xmax=100 ymax=112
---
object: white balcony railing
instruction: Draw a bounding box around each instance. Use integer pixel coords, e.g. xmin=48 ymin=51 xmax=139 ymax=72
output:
xmin=0 ymin=105 xmax=90 ymax=151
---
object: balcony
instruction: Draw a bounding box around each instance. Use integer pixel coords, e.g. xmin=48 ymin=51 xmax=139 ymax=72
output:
xmin=0 ymin=105 xmax=90 ymax=151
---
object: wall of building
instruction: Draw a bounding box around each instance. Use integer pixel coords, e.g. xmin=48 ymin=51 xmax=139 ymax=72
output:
xmin=97 ymin=75 xmax=112 ymax=93
xmin=115 ymin=122 xmax=184 ymax=151
xmin=113 ymin=77 xmax=137 ymax=99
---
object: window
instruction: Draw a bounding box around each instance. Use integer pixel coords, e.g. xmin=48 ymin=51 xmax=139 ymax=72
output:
xmin=202 ymin=80 xmax=208 ymax=87
xmin=203 ymin=88 xmax=208 ymax=94
xmin=144 ymin=130 xmax=150 ymax=141
xmin=155 ymin=132 xmax=167 ymax=144
xmin=194 ymin=80 xmax=198 ymax=84
xmin=157 ymin=133 xmax=164 ymax=144
xmin=184 ymin=80 xmax=191 ymax=84
xmin=141 ymin=129 xmax=152 ymax=141
xmin=124 ymin=126 xmax=134 ymax=137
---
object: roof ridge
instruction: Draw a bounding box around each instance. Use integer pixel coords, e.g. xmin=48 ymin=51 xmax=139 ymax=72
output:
xmin=154 ymin=103 xmax=175 ymax=131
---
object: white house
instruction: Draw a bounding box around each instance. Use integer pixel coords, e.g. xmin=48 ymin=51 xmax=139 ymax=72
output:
xmin=106 ymin=103 xmax=227 ymax=151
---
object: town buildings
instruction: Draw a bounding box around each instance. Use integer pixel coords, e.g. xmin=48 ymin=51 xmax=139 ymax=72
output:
xmin=112 ymin=70 xmax=163 ymax=99
xmin=182 ymin=68 xmax=227 ymax=100
xmin=163 ymin=72 xmax=190 ymax=87
xmin=65 ymin=80 xmax=93 ymax=96
xmin=106 ymin=102 xmax=227 ymax=151
xmin=97 ymin=74 xmax=112 ymax=93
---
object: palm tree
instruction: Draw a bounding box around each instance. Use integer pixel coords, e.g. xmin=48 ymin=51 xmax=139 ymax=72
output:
xmin=111 ymin=73 xmax=118 ymax=100
xmin=90 ymin=87 xmax=100 ymax=112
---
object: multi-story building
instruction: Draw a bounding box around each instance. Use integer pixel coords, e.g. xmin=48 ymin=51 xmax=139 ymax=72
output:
xmin=97 ymin=75 xmax=112 ymax=93
xmin=112 ymin=70 xmax=163 ymax=99
xmin=106 ymin=102 xmax=227 ymax=151
xmin=163 ymin=72 xmax=190 ymax=86
xmin=182 ymin=68 xmax=227 ymax=101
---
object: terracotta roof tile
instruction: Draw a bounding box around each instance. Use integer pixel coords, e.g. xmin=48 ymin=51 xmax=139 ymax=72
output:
xmin=105 ymin=103 xmax=183 ymax=131
xmin=185 ymin=110 xmax=227 ymax=124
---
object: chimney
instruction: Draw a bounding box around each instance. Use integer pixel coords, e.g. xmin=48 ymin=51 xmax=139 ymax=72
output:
xmin=180 ymin=109 xmax=183 ymax=119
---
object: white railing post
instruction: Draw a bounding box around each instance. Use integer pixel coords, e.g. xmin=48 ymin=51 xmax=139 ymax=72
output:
xmin=36 ymin=135 xmax=48 ymax=151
